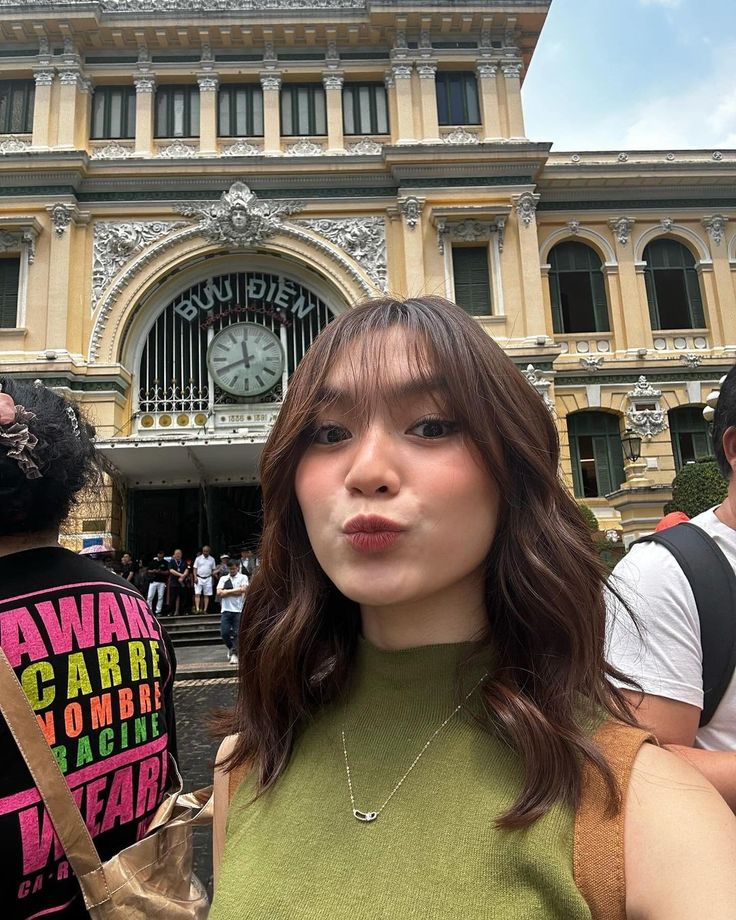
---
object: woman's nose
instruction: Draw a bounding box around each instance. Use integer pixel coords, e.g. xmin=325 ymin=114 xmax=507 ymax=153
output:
xmin=343 ymin=430 xmax=400 ymax=496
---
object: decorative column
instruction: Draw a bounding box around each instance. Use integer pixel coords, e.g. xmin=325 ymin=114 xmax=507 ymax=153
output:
xmin=502 ymin=63 xmax=526 ymax=140
xmin=45 ymin=204 xmax=77 ymax=351
xmin=476 ymin=62 xmax=502 ymax=142
xmin=56 ymin=41 xmax=86 ymax=150
xmin=323 ymin=71 xmax=345 ymax=154
xmin=260 ymin=72 xmax=282 ymax=155
xmin=134 ymin=74 xmax=156 ymax=156
xmin=398 ymin=196 xmax=425 ymax=296
xmin=389 ymin=64 xmax=416 ymax=144
xmin=198 ymin=73 xmax=219 ymax=155
xmin=416 ymin=62 xmax=440 ymax=143
xmin=31 ymin=67 xmax=54 ymax=150
xmin=608 ymin=217 xmax=650 ymax=353
xmin=511 ymin=192 xmax=548 ymax=340
xmin=702 ymin=215 xmax=736 ymax=349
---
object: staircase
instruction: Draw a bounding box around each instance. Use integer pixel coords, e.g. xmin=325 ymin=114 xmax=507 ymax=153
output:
xmin=159 ymin=613 xmax=222 ymax=647
xmin=158 ymin=614 xmax=236 ymax=680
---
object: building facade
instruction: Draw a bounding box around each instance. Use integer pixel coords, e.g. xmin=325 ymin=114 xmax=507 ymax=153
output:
xmin=0 ymin=0 xmax=733 ymax=554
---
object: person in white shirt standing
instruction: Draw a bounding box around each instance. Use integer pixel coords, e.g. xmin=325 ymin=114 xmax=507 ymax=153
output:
xmin=193 ymin=544 xmax=217 ymax=614
xmin=216 ymin=558 xmax=248 ymax=664
xmin=607 ymin=363 xmax=736 ymax=812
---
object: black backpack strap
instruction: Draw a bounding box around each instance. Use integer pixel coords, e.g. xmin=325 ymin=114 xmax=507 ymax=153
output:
xmin=630 ymin=522 xmax=736 ymax=727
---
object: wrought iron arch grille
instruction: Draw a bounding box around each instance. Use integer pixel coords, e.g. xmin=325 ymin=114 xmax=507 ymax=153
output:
xmin=137 ymin=270 xmax=334 ymax=413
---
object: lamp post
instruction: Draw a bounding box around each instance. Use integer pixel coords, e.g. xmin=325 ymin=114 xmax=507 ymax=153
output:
xmin=621 ymin=429 xmax=642 ymax=464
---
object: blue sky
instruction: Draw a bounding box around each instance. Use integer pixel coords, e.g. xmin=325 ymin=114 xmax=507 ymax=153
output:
xmin=522 ymin=0 xmax=736 ymax=151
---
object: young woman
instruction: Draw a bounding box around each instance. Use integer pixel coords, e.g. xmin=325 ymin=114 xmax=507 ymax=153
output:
xmin=211 ymin=297 xmax=736 ymax=919
xmin=0 ymin=378 xmax=178 ymax=920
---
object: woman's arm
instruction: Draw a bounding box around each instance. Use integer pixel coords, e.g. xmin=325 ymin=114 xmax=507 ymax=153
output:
xmin=624 ymin=743 xmax=736 ymax=919
xmin=213 ymin=734 xmax=239 ymax=889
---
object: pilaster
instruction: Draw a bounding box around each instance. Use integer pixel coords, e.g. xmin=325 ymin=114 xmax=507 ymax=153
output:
xmin=198 ymin=73 xmax=220 ymax=155
xmin=56 ymin=40 xmax=89 ymax=151
xmin=476 ymin=62 xmax=502 ymax=142
xmin=511 ymin=192 xmax=548 ymax=339
xmin=323 ymin=71 xmax=345 ymax=154
xmin=45 ymin=204 xmax=78 ymax=350
xmin=31 ymin=68 xmax=54 ymax=150
xmin=416 ymin=62 xmax=439 ymax=143
xmin=133 ymin=74 xmax=156 ymax=156
xmin=502 ymin=62 xmax=526 ymax=140
xmin=260 ymin=72 xmax=282 ymax=155
xmin=398 ymin=197 xmax=426 ymax=296
xmin=608 ymin=218 xmax=652 ymax=353
xmin=388 ymin=63 xmax=416 ymax=145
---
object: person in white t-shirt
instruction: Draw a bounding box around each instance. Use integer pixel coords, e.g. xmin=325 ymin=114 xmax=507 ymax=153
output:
xmin=607 ymin=365 xmax=736 ymax=812
xmin=193 ymin=544 xmax=217 ymax=613
xmin=216 ymin=559 xmax=248 ymax=664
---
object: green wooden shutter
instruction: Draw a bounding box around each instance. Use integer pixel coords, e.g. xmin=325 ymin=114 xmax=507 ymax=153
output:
xmin=0 ymin=259 xmax=20 ymax=328
xmin=452 ymin=247 xmax=492 ymax=316
xmin=590 ymin=270 xmax=610 ymax=332
xmin=568 ymin=423 xmax=584 ymax=498
xmin=644 ymin=265 xmax=660 ymax=330
xmin=608 ymin=432 xmax=626 ymax=491
xmin=592 ymin=435 xmax=614 ymax=496
xmin=684 ymin=269 xmax=706 ymax=328
xmin=549 ymin=270 xmax=563 ymax=333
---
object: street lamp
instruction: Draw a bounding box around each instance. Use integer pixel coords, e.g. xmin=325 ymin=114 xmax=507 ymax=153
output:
xmin=621 ymin=429 xmax=642 ymax=463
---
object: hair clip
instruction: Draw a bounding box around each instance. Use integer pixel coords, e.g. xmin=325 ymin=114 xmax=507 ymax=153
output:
xmin=66 ymin=405 xmax=81 ymax=438
xmin=0 ymin=384 xmax=41 ymax=480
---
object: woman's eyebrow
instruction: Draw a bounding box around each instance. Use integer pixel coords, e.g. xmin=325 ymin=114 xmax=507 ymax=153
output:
xmin=317 ymin=376 xmax=447 ymax=406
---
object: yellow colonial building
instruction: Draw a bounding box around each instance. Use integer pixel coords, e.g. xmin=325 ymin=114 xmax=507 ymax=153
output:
xmin=0 ymin=0 xmax=734 ymax=554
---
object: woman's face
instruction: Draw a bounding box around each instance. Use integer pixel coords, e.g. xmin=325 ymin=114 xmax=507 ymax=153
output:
xmin=294 ymin=331 xmax=500 ymax=610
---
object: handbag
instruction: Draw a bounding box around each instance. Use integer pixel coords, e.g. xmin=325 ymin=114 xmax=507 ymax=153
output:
xmin=0 ymin=647 xmax=213 ymax=919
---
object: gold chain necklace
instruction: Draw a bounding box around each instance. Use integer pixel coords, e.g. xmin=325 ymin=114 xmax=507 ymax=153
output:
xmin=341 ymin=672 xmax=489 ymax=823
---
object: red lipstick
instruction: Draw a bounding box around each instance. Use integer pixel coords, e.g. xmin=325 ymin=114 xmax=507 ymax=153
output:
xmin=343 ymin=515 xmax=406 ymax=553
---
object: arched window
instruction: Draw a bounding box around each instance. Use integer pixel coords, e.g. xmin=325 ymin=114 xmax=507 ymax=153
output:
xmin=567 ymin=411 xmax=625 ymax=498
xmin=669 ymin=406 xmax=713 ymax=472
xmin=643 ymin=239 xmax=705 ymax=331
xmin=548 ymin=241 xmax=610 ymax=334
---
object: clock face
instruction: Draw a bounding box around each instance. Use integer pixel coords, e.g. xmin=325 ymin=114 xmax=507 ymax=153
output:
xmin=207 ymin=323 xmax=285 ymax=397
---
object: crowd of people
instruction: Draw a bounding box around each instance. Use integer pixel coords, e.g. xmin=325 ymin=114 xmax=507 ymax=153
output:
xmin=2 ymin=295 xmax=736 ymax=920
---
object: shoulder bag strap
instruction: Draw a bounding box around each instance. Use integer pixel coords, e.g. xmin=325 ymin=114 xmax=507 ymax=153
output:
xmin=574 ymin=720 xmax=654 ymax=920
xmin=631 ymin=522 xmax=736 ymax=726
xmin=0 ymin=648 xmax=108 ymax=904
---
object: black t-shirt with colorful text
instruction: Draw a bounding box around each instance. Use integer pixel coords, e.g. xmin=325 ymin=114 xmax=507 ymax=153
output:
xmin=0 ymin=546 xmax=177 ymax=919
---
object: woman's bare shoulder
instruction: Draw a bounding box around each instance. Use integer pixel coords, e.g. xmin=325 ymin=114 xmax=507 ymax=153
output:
xmin=624 ymin=743 xmax=736 ymax=920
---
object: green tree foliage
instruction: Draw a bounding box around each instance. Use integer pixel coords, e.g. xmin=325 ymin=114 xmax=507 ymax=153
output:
xmin=577 ymin=503 xmax=599 ymax=533
xmin=664 ymin=456 xmax=728 ymax=519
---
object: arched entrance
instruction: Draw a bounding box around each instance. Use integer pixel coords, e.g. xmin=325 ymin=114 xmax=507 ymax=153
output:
xmin=99 ymin=255 xmax=343 ymax=563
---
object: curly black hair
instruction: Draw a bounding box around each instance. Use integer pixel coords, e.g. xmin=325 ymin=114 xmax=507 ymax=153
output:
xmin=0 ymin=377 xmax=101 ymax=536
xmin=713 ymin=364 xmax=736 ymax=479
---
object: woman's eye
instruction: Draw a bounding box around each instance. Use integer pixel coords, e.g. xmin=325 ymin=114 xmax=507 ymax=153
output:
xmin=409 ymin=419 xmax=457 ymax=439
xmin=313 ymin=424 xmax=351 ymax=445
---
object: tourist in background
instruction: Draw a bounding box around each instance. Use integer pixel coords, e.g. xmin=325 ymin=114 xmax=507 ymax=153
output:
xmin=216 ymin=558 xmax=248 ymax=665
xmin=147 ymin=549 xmax=169 ymax=615
xmin=193 ymin=544 xmax=217 ymax=613
xmin=167 ymin=548 xmax=189 ymax=617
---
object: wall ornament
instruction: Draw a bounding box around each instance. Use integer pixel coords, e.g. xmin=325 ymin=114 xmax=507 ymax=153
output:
xmin=625 ymin=376 xmax=667 ymax=439
xmin=443 ymin=126 xmax=480 ymax=145
xmin=702 ymin=214 xmax=729 ymax=246
xmin=284 ymin=138 xmax=325 ymax=156
xmin=221 ymin=141 xmax=263 ymax=157
xmin=609 ymin=217 xmax=635 ymax=246
xmin=91 ymin=141 xmax=134 ymax=159
xmin=398 ymin=197 xmax=423 ymax=230
xmin=0 ymin=135 xmax=31 ymax=155
xmin=512 ymin=191 xmax=540 ymax=228
xmin=345 ymin=138 xmax=383 ymax=155
xmin=522 ymin=365 xmax=554 ymax=412
xmin=297 ymin=217 xmax=387 ymax=291
xmin=49 ymin=203 xmax=75 ymax=235
xmin=156 ymin=141 xmax=198 ymax=158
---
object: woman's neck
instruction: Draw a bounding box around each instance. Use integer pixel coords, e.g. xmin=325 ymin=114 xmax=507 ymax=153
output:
xmin=0 ymin=529 xmax=60 ymax=559
xmin=360 ymin=574 xmax=487 ymax=651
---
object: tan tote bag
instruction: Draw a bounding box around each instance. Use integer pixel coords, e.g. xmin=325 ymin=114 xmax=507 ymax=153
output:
xmin=0 ymin=648 xmax=213 ymax=919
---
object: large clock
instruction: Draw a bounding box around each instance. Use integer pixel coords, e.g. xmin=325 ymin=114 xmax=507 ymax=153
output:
xmin=207 ymin=323 xmax=285 ymax=397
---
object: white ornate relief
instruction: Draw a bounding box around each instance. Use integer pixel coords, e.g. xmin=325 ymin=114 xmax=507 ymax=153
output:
xmin=284 ymin=138 xmax=325 ymax=157
xmin=568 ymin=220 xmax=581 ymax=235
xmin=625 ymin=376 xmax=667 ymax=439
xmin=513 ymin=192 xmax=540 ymax=228
xmin=0 ymin=135 xmax=31 ymax=154
xmin=609 ymin=217 xmax=635 ymax=246
xmin=91 ymin=142 xmax=134 ymax=159
xmin=580 ymin=356 xmax=603 ymax=371
xmin=156 ymin=141 xmax=198 ymax=158
xmin=345 ymin=138 xmax=383 ymax=155
xmin=297 ymin=217 xmax=387 ymax=291
xmin=435 ymin=218 xmax=504 ymax=255
xmin=399 ymin=197 xmax=423 ymax=230
xmin=416 ymin=62 xmax=437 ymax=80
xmin=523 ymin=365 xmax=554 ymax=412
xmin=197 ymin=75 xmax=219 ymax=92
xmin=0 ymin=229 xmax=36 ymax=264
xmin=322 ymin=72 xmax=344 ymax=91
xmin=134 ymin=75 xmax=156 ymax=94
xmin=260 ymin=73 xmax=282 ymax=91
xmin=176 ymin=181 xmax=302 ymax=248
xmin=49 ymin=203 xmax=75 ymax=235
xmin=221 ymin=141 xmax=263 ymax=157
xmin=92 ymin=221 xmax=188 ymax=308
xmin=443 ymin=126 xmax=480 ymax=145
xmin=702 ymin=214 xmax=729 ymax=246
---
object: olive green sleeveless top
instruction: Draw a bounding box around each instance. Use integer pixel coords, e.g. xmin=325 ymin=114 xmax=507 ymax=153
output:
xmin=211 ymin=638 xmax=592 ymax=920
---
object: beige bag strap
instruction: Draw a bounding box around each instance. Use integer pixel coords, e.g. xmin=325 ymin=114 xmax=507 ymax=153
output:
xmin=574 ymin=720 xmax=655 ymax=920
xmin=0 ymin=648 xmax=108 ymax=902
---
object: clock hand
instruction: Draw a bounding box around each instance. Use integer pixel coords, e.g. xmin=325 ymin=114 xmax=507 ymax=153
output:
xmin=218 ymin=357 xmax=247 ymax=374
xmin=241 ymin=340 xmax=251 ymax=370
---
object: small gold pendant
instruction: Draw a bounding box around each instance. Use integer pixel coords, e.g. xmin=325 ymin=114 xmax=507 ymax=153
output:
xmin=353 ymin=809 xmax=378 ymax=822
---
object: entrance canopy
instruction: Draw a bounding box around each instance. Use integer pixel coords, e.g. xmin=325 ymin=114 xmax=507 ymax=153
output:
xmin=96 ymin=436 xmax=264 ymax=488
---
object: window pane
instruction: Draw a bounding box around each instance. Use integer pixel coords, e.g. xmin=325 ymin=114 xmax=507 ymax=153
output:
xmin=559 ymin=272 xmax=596 ymax=333
xmin=109 ymin=91 xmax=122 ymax=138
xmin=313 ymin=87 xmax=326 ymax=134
xmin=91 ymin=92 xmax=105 ymax=138
xmin=0 ymin=258 xmax=20 ymax=329
xmin=436 ymin=77 xmax=449 ymax=124
xmin=297 ymin=87 xmax=309 ymax=134
xmin=343 ymin=88 xmax=355 ymax=134
xmin=172 ymin=91 xmax=185 ymax=136
xmin=235 ymin=90 xmax=247 ymax=136
xmin=577 ymin=435 xmax=599 ymax=498
xmin=653 ymin=269 xmax=692 ymax=329
xmin=10 ymin=89 xmax=25 ymax=133
xmin=374 ymin=86 xmax=388 ymax=133
xmin=219 ymin=90 xmax=230 ymax=135
xmin=251 ymin=87 xmax=264 ymax=135
xmin=448 ymin=75 xmax=465 ymax=123
xmin=358 ymin=86 xmax=371 ymax=133
xmin=156 ymin=92 xmax=168 ymax=136
xmin=464 ymin=75 xmax=480 ymax=124
xmin=125 ymin=92 xmax=136 ymax=137
xmin=0 ymin=85 xmax=8 ymax=132
xmin=189 ymin=89 xmax=200 ymax=136
xmin=281 ymin=87 xmax=293 ymax=135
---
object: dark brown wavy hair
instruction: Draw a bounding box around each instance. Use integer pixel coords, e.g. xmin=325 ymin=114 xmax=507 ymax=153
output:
xmin=222 ymin=295 xmax=637 ymax=829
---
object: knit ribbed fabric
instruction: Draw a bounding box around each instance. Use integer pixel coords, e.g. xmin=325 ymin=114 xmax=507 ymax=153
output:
xmin=211 ymin=638 xmax=593 ymax=919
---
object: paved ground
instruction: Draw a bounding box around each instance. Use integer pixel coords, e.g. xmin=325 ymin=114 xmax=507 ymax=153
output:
xmin=173 ymin=673 xmax=238 ymax=895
